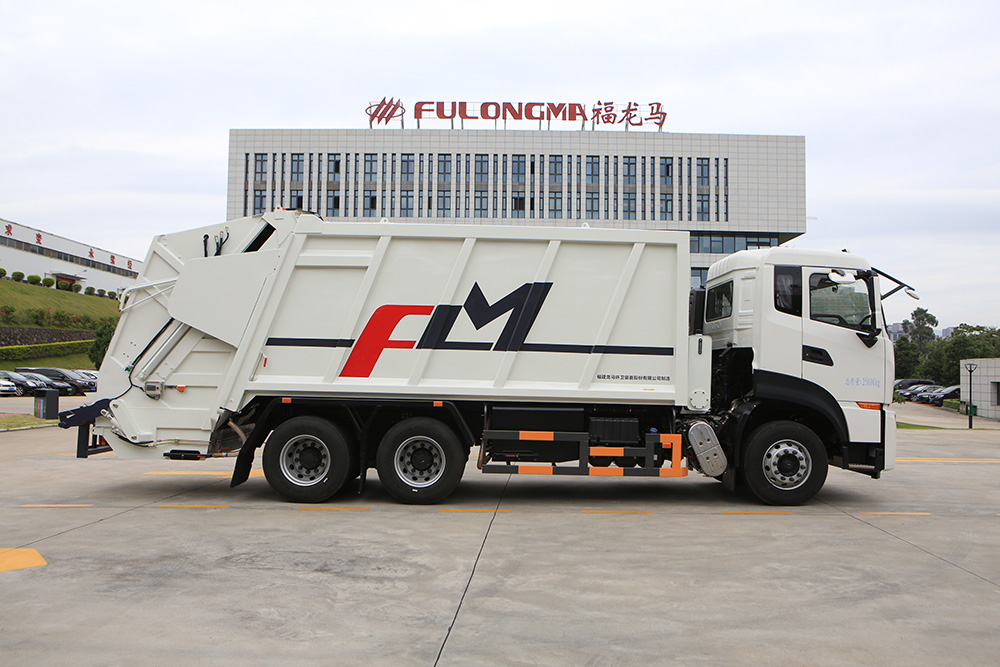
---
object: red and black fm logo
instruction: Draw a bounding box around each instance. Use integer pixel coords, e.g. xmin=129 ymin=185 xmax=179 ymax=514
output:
xmin=266 ymin=282 xmax=672 ymax=378
xmin=366 ymin=97 xmax=405 ymax=126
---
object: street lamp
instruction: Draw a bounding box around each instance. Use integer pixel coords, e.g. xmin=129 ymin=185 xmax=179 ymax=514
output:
xmin=964 ymin=362 xmax=978 ymax=429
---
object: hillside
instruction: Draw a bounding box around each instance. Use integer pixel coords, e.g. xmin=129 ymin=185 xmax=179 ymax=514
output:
xmin=0 ymin=279 xmax=121 ymax=326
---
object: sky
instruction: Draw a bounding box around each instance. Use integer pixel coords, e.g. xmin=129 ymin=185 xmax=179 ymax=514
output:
xmin=1 ymin=0 xmax=998 ymax=329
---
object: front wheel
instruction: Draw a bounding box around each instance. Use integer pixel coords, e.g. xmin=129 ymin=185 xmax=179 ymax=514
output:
xmin=376 ymin=417 xmax=465 ymax=504
xmin=262 ymin=416 xmax=353 ymax=503
xmin=741 ymin=421 xmax=828 ymax=505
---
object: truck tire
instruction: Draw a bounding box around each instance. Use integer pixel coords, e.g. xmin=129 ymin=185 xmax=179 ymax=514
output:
xmin=741 ymin=421 xmax=827 ymax=505
xmin=376 ymin=417 xmax=465 ymax=504
xmin=262 ymin=416 xmax=353 ymax=503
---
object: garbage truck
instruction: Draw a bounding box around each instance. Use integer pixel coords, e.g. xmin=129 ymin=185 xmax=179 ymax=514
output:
xmin=61 ymin=209 xmax=904 ymax=505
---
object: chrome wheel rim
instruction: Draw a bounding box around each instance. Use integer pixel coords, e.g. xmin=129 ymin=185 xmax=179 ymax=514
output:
xmin=394 ymin=436 xmax=445 ymax=488
xmin=279 ymin=435 xmax=331 ymax=487
xmin=761 ymin=439 xmax=811 ymax=490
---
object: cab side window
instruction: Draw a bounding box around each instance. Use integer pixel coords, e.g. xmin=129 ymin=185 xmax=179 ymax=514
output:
xmin=808 ymin=273 xmax=874 ymax=330
xmin=706 ymin=281 xmax=733 ymax=321
xmin=774 ymin=266 xmax=801 ymax=316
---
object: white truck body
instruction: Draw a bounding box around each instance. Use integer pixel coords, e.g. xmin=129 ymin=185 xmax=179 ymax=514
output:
xmin=63 ymin=210 xmax=897 ymax=506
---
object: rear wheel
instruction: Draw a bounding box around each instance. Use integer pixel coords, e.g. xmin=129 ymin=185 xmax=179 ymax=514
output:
xmin=376 ymin=417 xmax=465 ymax=504
xmin=741 ymin=421 xmax=827 ymax=505
xmin=262 ymin=416 xmax=353 ymax=503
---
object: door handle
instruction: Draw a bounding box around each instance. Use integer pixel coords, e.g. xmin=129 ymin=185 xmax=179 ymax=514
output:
xmin=803 ymin=345 xmax=834 ymax=366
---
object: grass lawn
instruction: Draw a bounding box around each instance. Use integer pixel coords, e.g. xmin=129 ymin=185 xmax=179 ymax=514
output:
xmin=0 ymin=352 xmax=95 ymax=371
xmin=897 ymin=422 xmax=943 ymax=430
xmin=0 ymin=279 xmax=120 ymax=324
xmin=0 ymin=414 xmax=57 ymax=429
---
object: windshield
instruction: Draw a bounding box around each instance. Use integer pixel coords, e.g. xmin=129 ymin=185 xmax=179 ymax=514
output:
xmin=809 ymin=273 xmax=875 ymax=331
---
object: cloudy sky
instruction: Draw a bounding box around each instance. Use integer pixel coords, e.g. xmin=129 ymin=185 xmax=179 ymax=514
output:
xmin=1 ymin=0 xmax=998 ymax=328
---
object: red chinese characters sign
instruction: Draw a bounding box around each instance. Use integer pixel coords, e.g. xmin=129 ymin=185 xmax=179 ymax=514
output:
xmin=368 ymin=98 xmax=667 ymax=129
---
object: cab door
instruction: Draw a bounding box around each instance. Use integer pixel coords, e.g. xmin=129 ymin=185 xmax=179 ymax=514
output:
xmin=800 ymin=267 xmax=886 ymax=409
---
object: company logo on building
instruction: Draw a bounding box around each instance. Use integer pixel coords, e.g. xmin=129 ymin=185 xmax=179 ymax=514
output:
xmin=366 ymin=97 xmax=406 ymax=126
xmin=366 ymin=99 xmax=667 ymax=130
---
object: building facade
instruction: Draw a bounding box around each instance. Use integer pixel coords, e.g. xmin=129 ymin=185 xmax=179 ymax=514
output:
xmin=227 ymin=128 xmax=806 ymax=287
xmin=962 ymin=358 xmax=1000 ymax=421
xmin=0 ymin=217 xmax=141 ymax=296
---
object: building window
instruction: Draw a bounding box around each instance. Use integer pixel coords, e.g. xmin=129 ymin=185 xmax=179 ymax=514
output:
xmin=697 ymin=158 xmax=710 ymax=186
xmin=511 ymin=191 xmax=526 ymax=218
xmin=327 ymin=192 xmax=340 ymax=217
xmin=290 ymin=190 xmax=303 ymax=210
xmin=400 ymin=154 xmax=414 ymax=182
xmin=660 ymin=194 xmax=673 ymax=221
xmin=328 ymin=154 xmax=341 ymax=183
xmin=253 ymin=190 xmax=266 ymax=215
xmin=254 ymin=154 xmax=267 ymax=182
xmin=399 ymin=191 xmax=413 ymax=217
xmin=363 ymin=190 xmax=376 ymax=217
xmin=623 ymin=192 xmax=636 ymax=220
xmin=623 ymin=156 xmax=636 ymax=185
xmin=437 ymin=190 xmax=451 ymax=217
xmin=474 ymin=191 xmax=488 ymax=218
xmin=364 ymin=154 xmax=377 ymax=182
xmin=691 ymin=268 xmax=709 ymax=290
xmin=549 ymin=155 xmax=563 ymax=185
xmin=475 ymin=154 xmax=488 ymax=183
xmin=512 ymin=155 xmax=526 ymax=184
xmin=438 ymin=154 xmax=452 ymax=184
xmin=586 ymin=156 xmax=599 ymax=184
xmin=586 ymin=192 xmax=599 ymax=219
xmin=290 ymin=154 xmax=304 ymax=182
xmin=697 ymin=194 xmax=710 ymax=221
xmin=660 ymin=157 xmax=673 ymax=186
xmin=549 ymin=191 xmax=562 ymax=219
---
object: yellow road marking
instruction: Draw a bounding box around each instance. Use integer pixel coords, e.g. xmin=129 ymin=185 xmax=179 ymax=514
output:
xmin=158 ymin=504 xmax=230 ymax=509
xmin=142 ymin=470 xmax=265 ymax=477
xmin=581 ymin=510 xmax=652 ymax=514
xmin=297 ymin=506 xmax=370 ymax=511
xmin=439 ymin=509 xmax=511 ymax=513
xmin=0 ymin=548 xmax=47 ymax=572
xmin=21 ymin=504 xmax=93 ymax=508
xmin=722 ymin=511 xmax=794 ymax=515
xmin=860 ymin=512 xmax=931 ymax=515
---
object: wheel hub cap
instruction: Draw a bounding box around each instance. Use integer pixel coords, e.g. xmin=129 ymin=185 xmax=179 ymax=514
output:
xmin=280 ymin=435 xmax=331 ymax=486
xmin=762 ymin=439 xmax=811 ymax=490
xmin=394 ymin=436 xmax=446 ymax=488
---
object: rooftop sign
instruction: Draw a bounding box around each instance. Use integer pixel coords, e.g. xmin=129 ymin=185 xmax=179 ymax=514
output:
xmin=366 ymin=98 xmax=667 ymax=131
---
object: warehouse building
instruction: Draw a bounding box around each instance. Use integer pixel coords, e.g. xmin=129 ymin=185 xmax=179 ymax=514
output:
xmin=227 ymin=100 xmax=806 ymax=287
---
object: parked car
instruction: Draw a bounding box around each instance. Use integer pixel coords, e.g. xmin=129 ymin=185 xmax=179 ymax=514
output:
xmin=898 ymin=384 xmax=933 ymax=400
xmin=15 ymin=367 xmax=96 ymax=395
xmin=905 ymin=384 xmax=942 ymax=401
xmin=20 ymin=372 xmax=74 ymax=396
xmin=0 ymin=379 xmax=16 ymax=396
xmin=926 ymin=385 xmax=961 ymax=406
xmin=895 ymin=378 xmax=934 ymax=391
xmin=0 ymin=370 xmax=48 ymax=396
xmin=76 ymin=370 xmax=99 ymax=382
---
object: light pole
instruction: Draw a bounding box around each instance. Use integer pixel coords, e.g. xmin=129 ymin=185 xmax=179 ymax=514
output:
xmin=964 ymin=362 xmax=978 ymax=429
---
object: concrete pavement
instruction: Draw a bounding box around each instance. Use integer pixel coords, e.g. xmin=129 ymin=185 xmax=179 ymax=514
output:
xmin=1 ymin=415 xmax=998 ymax=665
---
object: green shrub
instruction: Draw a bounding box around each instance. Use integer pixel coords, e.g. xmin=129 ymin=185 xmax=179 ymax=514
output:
xmin=0 ymin=268 xmax=6 ymax=278
xmin=0 ymin=339 xmax=94 ymax=361
xmin=72 ymin=283 xmax=82 ymax=293
xmin=42 ymin=277 xmax=55 ymax=288
xmin=56 ymin=280 xmax=71 ymax=291
xmin=108 ymin=292 xmax=117 ymax=300
xmin=943 ymin=399 xmax=960 ymax=411
xmin=0 ymin=305 xmax=15 ymax=324
xmin=85 ymin=286 xmax=96 ymax=295
xmin=97 ymin=289 xmax=106 ymax=297
xmin=11 ymin=272 xmax=24 ymax=282
xmin=89 ymin=319 xmax=117 ymax=368
xmin=52 ymin=310 xmax=71 ymax=328
xmin=26 ymin=275 xmax=41 ymax=285
xmin=28 ymin=308 xmax=51 ymax=326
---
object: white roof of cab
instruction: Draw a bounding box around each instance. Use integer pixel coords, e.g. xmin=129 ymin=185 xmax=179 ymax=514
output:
xmin=707 ymin=247 xmax=872 ymax=282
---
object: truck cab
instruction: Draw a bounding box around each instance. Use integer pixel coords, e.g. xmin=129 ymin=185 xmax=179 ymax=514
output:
xmin=702 ymin=247 xmax=896 ymax=503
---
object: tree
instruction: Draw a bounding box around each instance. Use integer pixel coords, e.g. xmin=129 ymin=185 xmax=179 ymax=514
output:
xmin=894 ymin=337 xmax=921 ymax=379
xmin=922 ymin=325 xmax=1000 ymax=386
xmin=88 ymin=319 xmax=117 ymax=369
xmin=901 ymin=307 xmax=938 ymax=356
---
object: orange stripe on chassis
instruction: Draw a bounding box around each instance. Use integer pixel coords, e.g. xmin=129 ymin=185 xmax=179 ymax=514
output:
xmin=519 ymin=431 xmax=554 ymax=441
xmin=589 ymin=467 xmax=624 ymax=477
xmin=516 ymin=466 xmax=553 ymax=475
xmin=589 ymin=446 xmax=625 ymax=457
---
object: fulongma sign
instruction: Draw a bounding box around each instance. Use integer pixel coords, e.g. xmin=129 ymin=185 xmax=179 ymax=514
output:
xmin=366 ymin=98 xmax=667 ymax=129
